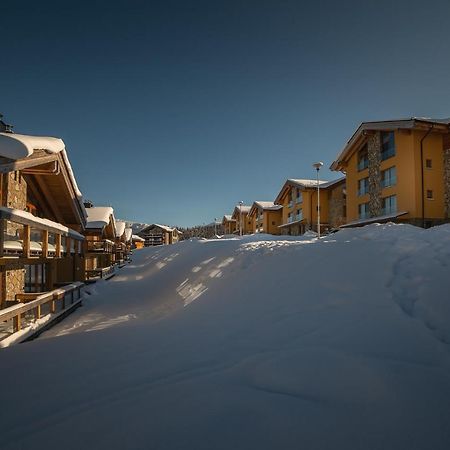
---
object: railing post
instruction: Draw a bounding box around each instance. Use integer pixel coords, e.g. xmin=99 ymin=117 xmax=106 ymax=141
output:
xmin=65 ymin=237 xmax=71 ymax=256
xmin=23 ymin=225 xmax=31 ymax=258
xmin=0 ymin=218 xmax=5 ymax=258
xmin=36 ymin=304 xmax=41 ymax=320
xmin=41 ymin=229 xmax=48 ymax=258
xmin=13 ymin=314 xmax=21 ymax=332
xmin=55 ymin=234 xmax=62 ymax=258
xmin=51 ymin=293 xmax=56 ymax=313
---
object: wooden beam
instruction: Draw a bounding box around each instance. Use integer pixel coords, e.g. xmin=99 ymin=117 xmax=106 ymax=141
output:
xmin=33 ymin=175 xmax=65 ymax=224
xmin=55 ymin=234 xmax=61 ymax=258
xmin=41 ymin=229 xmax=48 ymax=258
xmin=0 ymin=218 xmax=5 ymax=258
xmin=23 ymin=225 xmax=30 ymax=258
xmin=24 ymin=176 xmax=54 ymax=220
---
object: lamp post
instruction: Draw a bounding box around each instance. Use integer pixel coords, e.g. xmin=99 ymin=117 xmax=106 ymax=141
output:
xmin=239 ymin=201 xmax=243 ymax=236
xmin=214 ymin=218 xmax=217 ymax=236
xmin=312 ymin=162 xmax=324 ymax=238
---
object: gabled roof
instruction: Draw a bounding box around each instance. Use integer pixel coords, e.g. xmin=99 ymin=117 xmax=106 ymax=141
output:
xmin=132 ymin=234 xmax=145 ymax=242
xmin=222 ymin=214 xmax=235 ymax=222
xmin=249 ymin=201 xmax=283 ymax=217
xmin=330 ymin=117 xmax=450 ymax=171
xmin=0 ymin=132 xmax=64 ymax=160
xmin=139 ymin=223 xmax=174 ymax=234
xmin=274 ymin=177 xmax=345 ymax=204
xmin=125 ymin=228 xmax=133 ymax=242
xmin=115 ymin=220 xmax=126 ymax=238
xmin=86 ymin=206 xmax=115 ymax=230
xmin=231 ymin=205 xmax=251 ymax=219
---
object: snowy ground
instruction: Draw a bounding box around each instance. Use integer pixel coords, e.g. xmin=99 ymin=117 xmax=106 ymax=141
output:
xmin=1 ymin=223 xmax=450 ymax=450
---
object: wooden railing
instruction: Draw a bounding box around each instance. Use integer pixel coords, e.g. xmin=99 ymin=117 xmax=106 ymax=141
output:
xmin=0 ymin=282 xmax=84 ymax=342
xmin=85 ymin=266 xmax=115 ymax=280
xmin=0 ymin=207 xmax=84 ymax=258
xmin=87 ymin=239 xmax=114 ymax=253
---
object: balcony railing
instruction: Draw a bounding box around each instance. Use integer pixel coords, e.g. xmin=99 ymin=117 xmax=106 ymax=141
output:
xmin=87 ymin=239 xmax=114 ymax=253
xmin=0 ymin=207 xmax=84 ymax=258
xmin=0 ymin=282 xmax=84 ymax=346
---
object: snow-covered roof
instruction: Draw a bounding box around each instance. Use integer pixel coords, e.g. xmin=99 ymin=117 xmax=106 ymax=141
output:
xmin=115 ymin=221 xmax=126 ymax=238
xmin=86 ymin=207 xmax=114 ymax=230
xmin=0 ymin=132 xmax=65 ymax=160
xmin=140 ymin=224 xmax=174 ymax=234
xmin=288 ymin=179 xmax=329 ymax=188
xmin=0 ymin=132 xmax=86 ymax=222
xmin=223 ymin=215 xmax=235 ymax=222
xmin=132 ymin=234 xmax=145 ymax=242
xmin=235 ymin=205 xmax=251 ymax=213
xmin=254 ymin=201 xmax=283 ymax=211
xmin=125 ymin=228 xmax=132 ymax=242
xmin=340 ymin=211 xmax=408 ymax=228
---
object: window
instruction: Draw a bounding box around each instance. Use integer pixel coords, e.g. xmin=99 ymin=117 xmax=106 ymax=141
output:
xmin=427 ymin=190 xmax=433 ymax=199
xmin=288 ymin=212 xmax=293 ymax=223
xmin=24 ymin=264 xmax=47 ymax=293
xmin=357 ymin=145 xmax=369 ymax=171
xmin=358 ymin=177 xmax=369 ymax=196
xmin=358 ymin=203 xmax=369 ymax=219
xmin=296 ymin=190 xmax=303 ymax=204
xmin=425 ymin=159 xmax=432 ymax=169
xmin=382 ymin=166 xmax=396 ymax=188
xmin=381 ymin=131 xmax=395 ymax=160
xmin=383 ymin=195 xmax=397 ymax=215
xmin=296 ymin=209 xmax=303 ymax=221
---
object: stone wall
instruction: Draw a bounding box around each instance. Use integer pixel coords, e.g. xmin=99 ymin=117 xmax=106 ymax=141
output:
xmin=367 ymin=132 xmax=382 ymax=217
xmin=4 ymin=172 xmax=27 ymax=302
xmin=444 ymin=148 xmax=450 ymax=219
xmin=329 ymin=197 xmax=346 ymax=228
xmin=5 ymin=262 xmax=25 ymax=301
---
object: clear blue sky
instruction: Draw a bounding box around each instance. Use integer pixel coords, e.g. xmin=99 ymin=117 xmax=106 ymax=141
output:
xmin=2 ymin=0 xmax=450 ymax=226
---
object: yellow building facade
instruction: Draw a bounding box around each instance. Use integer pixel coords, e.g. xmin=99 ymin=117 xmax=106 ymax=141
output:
xmin=222 ymin=215 xmax=237 ymax=235
xmin=331 ymin=118 xmax=450 ymax=227
xmin=248 ymin=202 xmax=283 ymax=235
xmin=275 ymin=178 xmax=346 ymax=235
xmin=231 ymin=205 xmax=254 ymax=234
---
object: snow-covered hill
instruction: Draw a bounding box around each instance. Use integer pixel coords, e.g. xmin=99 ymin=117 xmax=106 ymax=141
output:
xmin=1 ymin=223 xmax=450 ymax=450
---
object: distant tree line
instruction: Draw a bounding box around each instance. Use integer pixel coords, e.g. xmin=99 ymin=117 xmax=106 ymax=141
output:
xmin=178 ymin=222 xmax=225 ymax=240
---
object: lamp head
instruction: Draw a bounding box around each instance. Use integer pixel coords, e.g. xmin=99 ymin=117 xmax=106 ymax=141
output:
xmin=312 ymin=161 xmax=324 ymax=170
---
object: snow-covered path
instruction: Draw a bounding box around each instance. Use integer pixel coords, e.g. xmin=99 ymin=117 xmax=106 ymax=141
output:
xmin=1 ymin=225 xmax=450 ymax=450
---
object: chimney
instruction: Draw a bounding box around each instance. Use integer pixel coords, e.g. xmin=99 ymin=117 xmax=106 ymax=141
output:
xmin=0 ymin=113 xmax=14 ymax=133
xmin=83 ymin=200 xmax=94 ymax=208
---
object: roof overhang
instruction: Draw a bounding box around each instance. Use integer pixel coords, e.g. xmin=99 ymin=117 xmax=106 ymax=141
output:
xmin=340 ymin=211 xmax=408 ymax=228
xmin=330 ymin=118 xmax=450 ymax=172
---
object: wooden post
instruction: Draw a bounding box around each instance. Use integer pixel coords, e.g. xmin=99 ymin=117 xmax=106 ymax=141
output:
xmin=23 ymin=225 xmax=31 ymax=258
xmin=66 ymin=237 xmax=71 ymax=256
xmin=36 ymin=304 xmax=41 ymax=320
xmin=41 ymin=229 xmax=48 ymax=258
xmin=0 ymin=219 xmax=5 ymax=258
xmin=13 ymin=314 xmax=21 ymax=332
xmin=55 ymin=234 xmax=61 ymax=258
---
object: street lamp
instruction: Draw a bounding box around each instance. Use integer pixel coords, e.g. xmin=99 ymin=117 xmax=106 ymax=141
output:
xmin=214 ymin=218 xmax=217 ymax=236
xmin=239 ymin=201 xmax=243 ymax=236
xmin=312 ymin=162 xmax=323 ymax=238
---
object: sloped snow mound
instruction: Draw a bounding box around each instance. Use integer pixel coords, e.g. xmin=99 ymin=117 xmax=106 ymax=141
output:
xmin=1 ymin=224 xmax=450 ymax=450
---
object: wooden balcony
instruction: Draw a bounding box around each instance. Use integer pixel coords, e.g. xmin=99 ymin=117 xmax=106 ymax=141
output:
xmin=86 ymin=239 xmax=114 ymax=254
xmin=0 ymin=207 xmax=84 ymax=261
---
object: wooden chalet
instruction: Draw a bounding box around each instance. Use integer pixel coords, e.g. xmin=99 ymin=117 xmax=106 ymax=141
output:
xmin=0 ymin=123 xmax=86 ymax=341
xmin=84 ymin=206 xmax=116 ymax=279
xmin=138 ymin=224 xmax=180 ymax=246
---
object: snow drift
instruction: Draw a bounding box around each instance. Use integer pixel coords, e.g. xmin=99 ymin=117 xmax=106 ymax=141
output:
xmin=1 ymin=223 xmax=450 ymax=450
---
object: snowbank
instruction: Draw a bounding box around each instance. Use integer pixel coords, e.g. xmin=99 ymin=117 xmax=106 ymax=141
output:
xmin=1 ymin=224 xmax=450 ymax=450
